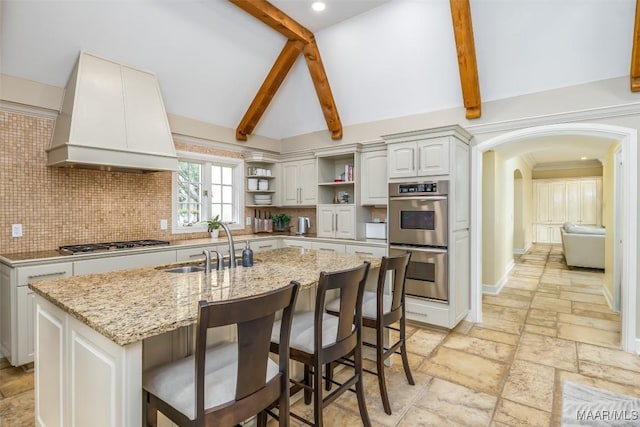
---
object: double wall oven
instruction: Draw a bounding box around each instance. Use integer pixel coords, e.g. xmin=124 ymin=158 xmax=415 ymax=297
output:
xmin=388 ymin=180 xmax=449 ymax=303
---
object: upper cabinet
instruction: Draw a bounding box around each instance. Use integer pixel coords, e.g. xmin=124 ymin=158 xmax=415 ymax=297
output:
xmin=280 ymin=158 xmax=316 ymax=206
xmin=387 ymin=138 xmax=450 ymax=178
xmin=360 ymin=150 xmax=388 ymax=205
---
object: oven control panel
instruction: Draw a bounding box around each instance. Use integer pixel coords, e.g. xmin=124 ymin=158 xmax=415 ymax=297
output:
xmin=389 ymin=180 xmax=448 ymax=197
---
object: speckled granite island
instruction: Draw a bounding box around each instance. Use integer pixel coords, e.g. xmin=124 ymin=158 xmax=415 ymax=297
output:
xmin=30 ymin=247 xmax=380 ymax=427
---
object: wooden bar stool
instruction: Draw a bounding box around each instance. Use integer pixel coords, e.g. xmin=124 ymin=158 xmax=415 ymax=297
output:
xmin=270 ymin=262 xmax=371 ymax=427
xmin=143 ymin=281 xmax=299 ymax=427
xmin=326 ymin=252 xmax=413 ymax=415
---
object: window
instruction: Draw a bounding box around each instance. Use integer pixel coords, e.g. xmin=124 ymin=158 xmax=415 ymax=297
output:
xmin=173 ymin=151 xmax=244 ymax=233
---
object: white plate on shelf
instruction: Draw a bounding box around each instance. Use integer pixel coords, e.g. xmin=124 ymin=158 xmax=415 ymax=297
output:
xmin=254 ymin=194 xmax=272 ymax=199
xmin=253 ymin=201 xmax=272 ymax=205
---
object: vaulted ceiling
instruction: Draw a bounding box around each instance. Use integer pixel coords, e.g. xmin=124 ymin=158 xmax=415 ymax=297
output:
xmin=1 ymin=0 xmax=637 ymax=151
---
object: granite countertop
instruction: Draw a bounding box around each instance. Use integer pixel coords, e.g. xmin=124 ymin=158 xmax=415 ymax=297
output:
xmin=29 ymin=247 xmax=381 ymax=347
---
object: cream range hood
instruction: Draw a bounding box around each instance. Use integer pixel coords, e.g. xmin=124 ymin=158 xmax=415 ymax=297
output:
xmin=48 ymin=52 xmax=178 ymax=172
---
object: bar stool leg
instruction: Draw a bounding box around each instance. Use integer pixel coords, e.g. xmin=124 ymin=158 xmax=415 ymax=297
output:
xmin=400 ymin=318 xmax=415 ymax=385
xmin=314 ymin=362 xmax=324 ymax=427
xmin=304 ymin=364 xmax=313 ymax=404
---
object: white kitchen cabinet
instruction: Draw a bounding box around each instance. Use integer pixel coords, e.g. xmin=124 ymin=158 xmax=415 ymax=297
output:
xmin=280 ymin=158 xmax=316 ymax=206
xmin=317 ymin=205 xmax=356 ymax=239
xmin=566 ymin=178 xmax=601 ymax=226
xmin=0 ymin=262 xmax=73 ymax=366
xmin=74 ymin=250 xmax=176 ymax=275
xmin=35 ymin=296 xmax=142 ymax=427
xmin=533 ymin=177 xmax=602 ymax=243
xmin=387 ymin=137 xmax=451 ymax=179
xmin=175 ymin=246 xmax=214 ymax=263
xmin=360 ymin=151 xmax=388 ymax=205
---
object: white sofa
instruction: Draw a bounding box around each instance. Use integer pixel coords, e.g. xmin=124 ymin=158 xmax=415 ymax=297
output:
xmin=560 ymin=223 xmax=605 ymax=269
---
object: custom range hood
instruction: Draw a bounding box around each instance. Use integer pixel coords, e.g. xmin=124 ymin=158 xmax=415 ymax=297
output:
xmin=48 ymin=52 xmax=178 ymax=172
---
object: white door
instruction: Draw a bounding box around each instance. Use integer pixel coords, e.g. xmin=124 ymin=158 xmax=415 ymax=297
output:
xmin=281 ymin=162 xmax=299 ymax=205
xmin=335 ymin=205 xmax=356 ymax=239
xmin=565 ymin=180 xmax=581 ymax=223
xmin=417 ymin=138 xmax=449 ymax=176
xmin=549 ymin=182 xmax=566 ymax=223
xmin=580 ymin=179 xmax=599 ymax=225
xmin=317 ymin=206 xmax=336 ymax=237
xmin=387 ymin=142 xmax=416 ymax=178
xmin=298 ymin=159 xmax=317 ymax=205
xmin=535 ymin=182 xmax=550 ymax=223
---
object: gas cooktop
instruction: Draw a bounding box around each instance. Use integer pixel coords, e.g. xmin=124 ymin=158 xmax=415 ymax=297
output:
xmin=58 ymin=240 xmax=171 ymax=255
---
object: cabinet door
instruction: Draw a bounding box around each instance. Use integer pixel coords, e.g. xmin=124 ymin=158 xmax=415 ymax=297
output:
xmin=317 ymin=206 xmax=336 ymax=238
xmin=535 ymin=225 xmax=550 ymax=243
xmin=281 ymin=239 xmax=312 ymax=249
xmin=0 ymin=266 xmax=11 ymax=360
xmin=335 ymin=205 xmax=356 ymax=239
xmin=549 ymin=182 xmax=566 ymax=223
xmin=361 ymin=151 xmax=388 ymax=205
xmin=345 ymin=244 xmax=386 ymax=257
xmin=417 ymin=138 xmax=449 ymax=176
xmin=74 ymin=251 xmax=176 ymax=275
xmin=565 ymin=181 xmax=581 ymax=223
xmin=387 ymin=142 xmax=416 ymax=178
xmin=580 ymin=179 xmax=600 ymax=225
xmin=280 ymin=162 xmax=299 ymax=206
xmin=17 ymin=287 xmax=34 ymax=365
xmin=535 ymin=182 xmax=551 ymax=223
xmin=298 ymin=159 xmax=317 ymax=205
xmin=252 ymin=239 xmax=280 ymax=252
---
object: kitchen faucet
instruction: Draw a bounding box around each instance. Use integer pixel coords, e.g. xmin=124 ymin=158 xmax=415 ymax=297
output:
xmin=214 ymin=221 xmax=237 ymax=268
xmin=202 ymin=249 xmax=225 ymax=272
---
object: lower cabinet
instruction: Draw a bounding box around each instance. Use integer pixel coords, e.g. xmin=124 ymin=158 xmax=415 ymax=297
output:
xmin=317 ymin=205 xmax=356 ymax=239
xmin=281 ymin=239 xmax=312 ymax=249
xmin=35 ymin=296 xmax=142 ymax=427
xmin=534 ymin=224 xmax=562 ymax=244
xmin=17 ymin=287 xmax=34 ymax=365
xmin=74 ymin=251 xmax=176 ymax=275
xmin=310 ymin=241 xmax=345 ymax=253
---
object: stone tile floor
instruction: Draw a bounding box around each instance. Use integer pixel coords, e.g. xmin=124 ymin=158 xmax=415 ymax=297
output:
xmin=2 ymin=244 xmax=638 ymax=426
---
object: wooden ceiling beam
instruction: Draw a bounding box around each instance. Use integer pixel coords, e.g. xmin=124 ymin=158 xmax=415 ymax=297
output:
xmin=449 ymin=0 xmax=482 ymax=119
xmin=236 ymin=39 xmax=305 ymax=141
xmin=631 ymin=0 xmax=640 ymax=91
xmin=303 ymin=39 xmax=342 ymax=139
xmin=229 ymin=0 xmax=314 ymax=44
xmin=230 ymin=0 xmax=343 ymax=140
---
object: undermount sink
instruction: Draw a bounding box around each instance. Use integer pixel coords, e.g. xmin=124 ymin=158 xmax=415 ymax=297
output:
xmin=163 ymin=265 xmax=206 ymax=273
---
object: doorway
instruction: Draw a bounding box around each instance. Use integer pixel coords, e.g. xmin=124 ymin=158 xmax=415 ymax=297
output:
xmin=513 ymin=170 xmax=525 ymax=254
xmin=470 ymin=123 xmax=638 ymax=352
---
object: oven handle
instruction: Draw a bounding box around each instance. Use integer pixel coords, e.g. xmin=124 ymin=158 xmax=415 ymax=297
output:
xmin=390 ymin=245 xmax=447 ymax=254
xmin=388 ymin=196 xmax=447 ymax=201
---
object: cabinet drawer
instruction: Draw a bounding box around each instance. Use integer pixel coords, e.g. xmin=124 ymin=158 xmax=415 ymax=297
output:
xmin=405 ymin=297 xmax=450 ymax=328
xmin=282 ymin=239 xmax=312 ymax=249
xmin=251 ymin=239 xmax=280 ymax=252
xmin=74 ymin=251 xmax=176 ymax=275
xmin=17 ymin=263 xmax=73 ymax=286
xmin=345 ymin=245 xmax=386 ymax=258
xmin=176 ymin=247 xmax=212 ymax=262
xmin=310 ymin=242 xmax=346 ymax=253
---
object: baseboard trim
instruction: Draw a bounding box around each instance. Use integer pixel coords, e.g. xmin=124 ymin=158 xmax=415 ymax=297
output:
xmin=635 ymin=338 xmax=640 ymax=355
xmin=483 ymin=259 xmax=515 ymax=295
xmin=513 ymin=243 xmax=532 ymax=255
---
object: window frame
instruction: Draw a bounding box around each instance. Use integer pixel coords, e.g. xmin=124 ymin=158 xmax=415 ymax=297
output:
xmin=172 ymin=150 xmax=245 ymax=234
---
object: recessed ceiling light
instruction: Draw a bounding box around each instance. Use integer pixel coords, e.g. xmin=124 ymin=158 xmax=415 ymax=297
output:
xmin=311 ymin=2 xmax=326 ymax=12
xmin=580 ymin=156 xmax=588 ymax=160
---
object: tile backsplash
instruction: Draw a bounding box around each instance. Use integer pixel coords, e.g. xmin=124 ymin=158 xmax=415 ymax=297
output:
xmin=0 ymin=110 xmax=315 ymax=254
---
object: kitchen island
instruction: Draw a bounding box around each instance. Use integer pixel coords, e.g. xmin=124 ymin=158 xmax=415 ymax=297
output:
xmin=29 ymin=247 xmax=380 ymax=427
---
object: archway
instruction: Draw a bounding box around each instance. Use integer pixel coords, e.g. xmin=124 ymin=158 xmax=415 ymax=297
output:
xmin=470 ymin=123 xmax=637 ymax=352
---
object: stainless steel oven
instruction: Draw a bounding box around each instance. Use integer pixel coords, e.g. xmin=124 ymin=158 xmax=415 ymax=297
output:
xmin=389 ymin=245 xmax=448 ymax=302
xmin=388 ymin=181 xmax=448 ymax=247
xmin=388 ymin=180 xmax=449 ymax=303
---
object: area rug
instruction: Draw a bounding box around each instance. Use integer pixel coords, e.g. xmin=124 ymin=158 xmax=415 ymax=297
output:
xmin=562 ymin=380 xmax=640 ymax=426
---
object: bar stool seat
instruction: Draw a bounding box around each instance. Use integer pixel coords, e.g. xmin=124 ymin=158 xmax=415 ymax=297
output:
xmin=143 ymin=342 xmax=279 ymax=420
xmin=272 ymin=312 xmax=350 ymax=354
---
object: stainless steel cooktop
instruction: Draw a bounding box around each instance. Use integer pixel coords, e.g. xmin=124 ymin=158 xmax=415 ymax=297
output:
xmin=57 ymin=240 xmax=170 ymax=255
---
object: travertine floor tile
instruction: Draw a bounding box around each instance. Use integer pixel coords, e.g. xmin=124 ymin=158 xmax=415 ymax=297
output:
xmin=406 ymin=327 xmax=447 ymax=357
xmin=515 ymin=332 xmax=577 ymax=371
xmin=559 ymin=291 xmax=607 ymax=305
xmin=492 ymin=398 xmax=552 ymax=427
xmin=578 ymin=360 xmax=640 ymax=387
xmin=0 ymin=390 xmax=34 ymax=427
xmin=531 ymin=295 xmax=572 ymax=313
xmin=482 ymin=304 xmax=528 ymax=324
xmin=526 ymin=308 xmax=557 ymax=328
xmin=557 ymin=323 xmax=620 ymax=348
xmin=577 ymin=342 xmax=640 ymax=373
xmin=397 ymin=405 xmax=465 ymax=426
xmin=468 ymin=327 xmax=520 ymax=346
xmin=522 ymin=324 xmax=556 ymax=338
xmin=442 ymin=333 xmax=515 ymax=362
xmin=557 ymin=312 xmax=621 ymax=331
xmin=498 ymin=288 xmax=534 ymax=300
xmin=414 ymin=378 xmax=497 ymax=426
xmin=476 ymin=316 xmax=523 ymax=336
xmin=482 ymin=295 xmax=530 ymax=310
xmin=419 ymin=347 xmax=508 ymax=395
xmin=0 ymin=366 xmax=34 ymax=398
xmin=502 ymin=360 xmax=554 ymax=412
xmin=502 ymin=278 xmax=538 ymax=291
